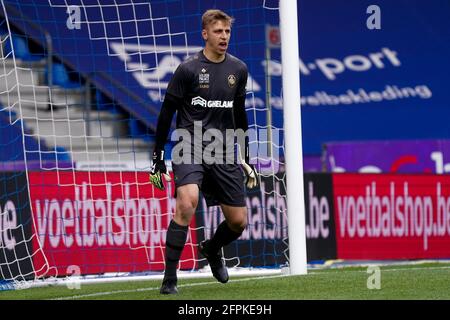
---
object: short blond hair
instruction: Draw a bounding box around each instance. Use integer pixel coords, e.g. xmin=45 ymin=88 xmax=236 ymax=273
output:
xmin=201 ymin=9 xmax=234 ymax=29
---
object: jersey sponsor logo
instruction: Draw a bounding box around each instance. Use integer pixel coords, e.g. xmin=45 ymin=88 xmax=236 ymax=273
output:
xmin=191 ymin=96 xmax=233 ymax=108
xmin=191 ymin=96 xmax=207 ymax=107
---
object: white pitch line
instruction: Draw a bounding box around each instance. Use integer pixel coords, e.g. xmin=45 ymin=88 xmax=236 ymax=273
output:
xmin=50 ymin=274 xmax=287 ymax=300
xmin=308 ymin=265 xmax=450 ymax=275
xmin=49 ymin=265 xmax=450 ymax=300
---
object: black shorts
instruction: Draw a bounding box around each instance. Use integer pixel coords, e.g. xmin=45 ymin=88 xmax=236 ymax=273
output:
xmin=172 ymin=163 xmax=246 ymax=207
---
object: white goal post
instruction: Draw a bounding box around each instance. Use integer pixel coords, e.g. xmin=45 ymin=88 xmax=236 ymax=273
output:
xmin=279 ymin=0 xmax=308 ymax=275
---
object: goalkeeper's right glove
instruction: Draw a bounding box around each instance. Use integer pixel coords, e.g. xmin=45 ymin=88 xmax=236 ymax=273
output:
xmin=149 ymin=149 xmax=171 ymax=190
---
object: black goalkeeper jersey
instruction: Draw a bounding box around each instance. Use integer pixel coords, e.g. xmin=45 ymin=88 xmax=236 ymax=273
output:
xmin=166 ymin=50 xmax=248 ymax=137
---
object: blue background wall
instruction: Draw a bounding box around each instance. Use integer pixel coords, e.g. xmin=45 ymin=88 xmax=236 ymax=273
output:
xmin=3 ymin=0 xmax=450 ymax=155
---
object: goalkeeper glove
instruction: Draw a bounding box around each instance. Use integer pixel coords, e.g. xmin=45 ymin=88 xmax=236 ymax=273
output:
xmin=238 ymin=143 xmax=259 ymax=189
xmin=149 ymin=149 xmax=171 ymax=190
xmin=242 ymin=161 xmax=259 ymax=189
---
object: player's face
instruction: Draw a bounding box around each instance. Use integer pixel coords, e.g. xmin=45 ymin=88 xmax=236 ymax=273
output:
xmin=202 ymin=20 xmax=231 ymax=58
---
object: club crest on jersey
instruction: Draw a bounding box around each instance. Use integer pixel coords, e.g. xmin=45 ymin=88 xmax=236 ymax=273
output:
xmin=228 ymin=74 xmax=236 ymax=88
xmin=199 ymin=68 xmax=209 ymax=88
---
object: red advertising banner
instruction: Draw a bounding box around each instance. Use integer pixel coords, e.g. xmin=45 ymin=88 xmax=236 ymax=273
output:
xmin=28 ymin=171 xmax=198 ymax=277
xmin=333 ymin=174 xmax=450 ymax=259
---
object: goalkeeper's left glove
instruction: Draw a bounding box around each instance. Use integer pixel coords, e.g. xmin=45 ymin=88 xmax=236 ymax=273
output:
xmin=238 ymin=142 xmax=259 ymax=189
xmin=149 ymin=149 xmax=171 ymax=190
xmin=242 ymin=161 xmax=259 ymax=189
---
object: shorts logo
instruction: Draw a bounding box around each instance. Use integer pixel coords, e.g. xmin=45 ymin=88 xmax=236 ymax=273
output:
xmin=191 ymin=96 xmax=233 ymax=108
xmin=228 ymin=74 xmax=236 ymax=88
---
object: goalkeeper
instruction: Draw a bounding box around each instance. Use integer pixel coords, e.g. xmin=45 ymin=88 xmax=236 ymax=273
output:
xmin=150 ymin=9 xmax=259 ymax=295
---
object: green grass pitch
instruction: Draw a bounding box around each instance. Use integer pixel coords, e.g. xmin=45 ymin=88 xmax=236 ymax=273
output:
xmin=1 ymin=263 xmax=449 ymax=300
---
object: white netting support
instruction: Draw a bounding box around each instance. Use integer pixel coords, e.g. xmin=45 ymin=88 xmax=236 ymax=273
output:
xmin=0 ymin=0 xmax=58 ymax=287
xmin=49 ymin=0 xmax=193 ymax=103
xmin=0 ymin=0 xmax=291 ymax=289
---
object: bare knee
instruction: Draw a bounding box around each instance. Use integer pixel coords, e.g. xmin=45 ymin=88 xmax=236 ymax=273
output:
xmin=226 ymin=209 xmax=247 ymax=233
xmin=175 ymin=199 xmax=197 ymax=225
xmin=229 ymin=219 xmax=247 ymax=233
xmin=178 ymin=198 xmax=197 ymax=214
xmin=175 ymin=186 xmax=199 ymax=225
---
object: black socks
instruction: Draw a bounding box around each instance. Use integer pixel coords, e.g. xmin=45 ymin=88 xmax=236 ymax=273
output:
xmin=207 ymin=220 xmax=242 ymax=254
xmin=164 ymin=220 xmax=242 ymax=280
xmin=163 ymin=220 xmax=188 ymax=281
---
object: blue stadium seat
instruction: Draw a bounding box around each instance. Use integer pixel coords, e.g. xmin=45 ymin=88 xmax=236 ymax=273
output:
xmin=0 ymin=109 xmax=56 ymax=162
xmin=129 ymin=117 xmax=142 ymax=138
xmin=46 ymin=63 xmax=82 ymax=89
xmin=3 ymin=34 xmax=44 ymax=62
xmin=129 ymin=117 xmax=154 ymax=142
xmin=95 ymin=90 xmax=120 ymax=113
xmin=0 ymin=20 xmax=8 ymax=37
xmin=54 ymin=146 xmax=71 ymax=162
